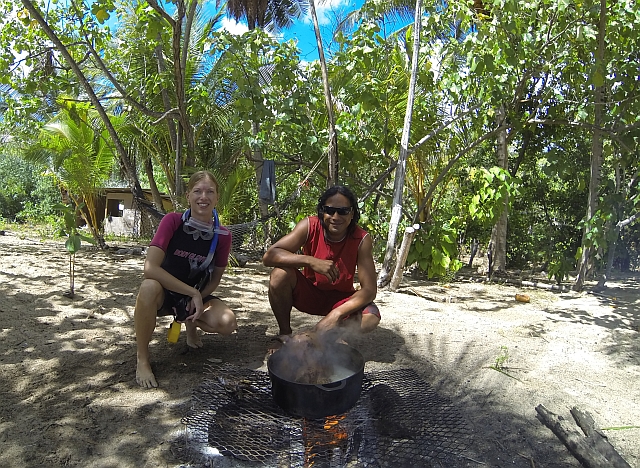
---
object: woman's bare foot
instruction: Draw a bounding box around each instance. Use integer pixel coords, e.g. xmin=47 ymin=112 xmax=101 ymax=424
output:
xmin=186 ymin=321 xmax=203 ymax=348
xmin=136 ymin=359 xmax=158 ymax=388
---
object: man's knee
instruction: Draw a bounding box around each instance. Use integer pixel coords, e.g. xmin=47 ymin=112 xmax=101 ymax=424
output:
xmin=269 ymin=267 xmax=296 ymax=290
xmin=361 ymin=303 xmax=381 ymax=333
xmin=361 ymin=313 xmax=380 ymax=333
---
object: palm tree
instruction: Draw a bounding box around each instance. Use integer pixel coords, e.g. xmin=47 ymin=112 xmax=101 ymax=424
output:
xmin=142 ymin=0 xmax=231 ymax=198
xmin=335 ymin=0 xmax=414 ymax=36
xmin=28 ymin=99 xmax=117 ymax=249
xmin=113 ymin=1 xmax=233 ymax=207
xmin=223 ymin=0 xmax=307 ymax=31
xmin=307 ymin=0 xmax=338 ymax=186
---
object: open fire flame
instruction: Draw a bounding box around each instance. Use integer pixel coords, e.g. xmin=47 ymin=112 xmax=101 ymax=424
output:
xmin=303 ymin=414 xmax=348 ymax=467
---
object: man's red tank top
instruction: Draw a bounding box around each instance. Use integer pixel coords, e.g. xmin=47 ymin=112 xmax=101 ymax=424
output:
xmin=302 ymin=216 xmax=369 ymax=292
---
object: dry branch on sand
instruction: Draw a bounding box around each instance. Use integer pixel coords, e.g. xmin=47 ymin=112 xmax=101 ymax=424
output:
xmin=535 ymin=405 xmax=632 ymax=468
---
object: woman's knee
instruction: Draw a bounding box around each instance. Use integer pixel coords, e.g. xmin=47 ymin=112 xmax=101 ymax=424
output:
xmin=201 ymin=301 xmax=237 ymax=335
xmin=136 ymin=280 xmax=163 ymax=310
xmin=217 ymin=309 xmax=237 ymax=335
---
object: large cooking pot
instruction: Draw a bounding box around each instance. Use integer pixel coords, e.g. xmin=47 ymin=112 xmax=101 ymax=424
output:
xmin=268 ymin=342 xmax=365 ymax=420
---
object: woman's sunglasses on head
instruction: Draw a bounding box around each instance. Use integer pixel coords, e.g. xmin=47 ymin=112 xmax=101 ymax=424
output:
xmin=322 ymin=205 xmax=353 ymax=216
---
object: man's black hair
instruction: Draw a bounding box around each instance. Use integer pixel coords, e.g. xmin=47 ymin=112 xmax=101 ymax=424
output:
xmin=316 ymin=185 xmax=360 ymax=235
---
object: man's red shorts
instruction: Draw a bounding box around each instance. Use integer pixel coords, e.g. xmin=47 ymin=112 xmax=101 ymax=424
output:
xmin=291 ymin=269 xmax=380 ymax=318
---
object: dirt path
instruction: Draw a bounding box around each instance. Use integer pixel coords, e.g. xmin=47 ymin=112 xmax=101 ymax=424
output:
xmin=0 ymin=231 xmax=638 ymax=467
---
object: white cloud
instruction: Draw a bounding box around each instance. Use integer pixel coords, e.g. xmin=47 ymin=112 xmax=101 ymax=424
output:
xmin=306 ymin=0 xmax=352 ymax=26
xmin=218 ymin=17 xmax=279 ymax=40
xmin=220 ymin=17 xmax=249 ymax=35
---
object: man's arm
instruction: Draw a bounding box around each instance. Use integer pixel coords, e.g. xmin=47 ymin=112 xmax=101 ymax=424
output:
xmin=352 ymin=233 xmax=378 ymax=304
xmin=315 ymin=234 xmax=378 ymax=329
xmin=262 ymin=217 xmax=340 ymax=282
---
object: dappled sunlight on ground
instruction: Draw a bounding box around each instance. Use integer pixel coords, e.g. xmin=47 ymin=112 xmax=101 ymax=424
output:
xmin=0 ymin=231 xmax=638 ymax=467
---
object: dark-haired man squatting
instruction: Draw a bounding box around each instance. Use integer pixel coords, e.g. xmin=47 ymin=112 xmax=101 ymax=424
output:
xmin=262 ymin=185 xmax=380 ymax=347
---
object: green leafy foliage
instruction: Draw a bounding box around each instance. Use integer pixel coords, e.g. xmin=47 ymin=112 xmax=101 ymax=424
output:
xmin=0 ymin=0 xmax=638 ymax=288
xmin=484 ymin=346 xmax=523 ymax=382
xmin=213 ymin=164 xmax=255 ymax=226
xmin=0 ymin=153 xmax=60 ymax=222
xmin=467 ymin=166 xmax=520 ymax=226
xmin=406 ymin=220 xmax=463 ymax=279
xmin=548 ymin=254 xmax=575 ymax=285
xmin=54 ymin=202 xmax=95 ymax=252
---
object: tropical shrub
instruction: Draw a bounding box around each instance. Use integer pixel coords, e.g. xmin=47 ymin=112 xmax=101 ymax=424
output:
xmin=0 ymin=153 xmax=60 ymax=222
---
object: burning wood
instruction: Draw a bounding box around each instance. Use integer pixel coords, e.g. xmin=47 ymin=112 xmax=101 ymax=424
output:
xmin=303 ymin=414 xmax=348 ymax=467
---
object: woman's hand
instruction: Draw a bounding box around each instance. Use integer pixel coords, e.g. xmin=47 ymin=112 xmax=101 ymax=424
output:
xmin=184 ymin=291 xmax=205 ymax=322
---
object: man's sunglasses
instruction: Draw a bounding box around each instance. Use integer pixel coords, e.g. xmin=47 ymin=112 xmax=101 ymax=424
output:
xmin=322 ymin=205 xmax=353 ymax=216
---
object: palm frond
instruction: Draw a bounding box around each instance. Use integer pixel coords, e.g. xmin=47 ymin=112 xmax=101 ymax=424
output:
xmin=214 ymin=163 xmax=255 ymax=224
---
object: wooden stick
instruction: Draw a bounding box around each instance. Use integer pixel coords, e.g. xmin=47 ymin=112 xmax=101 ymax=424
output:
xmin=458 ymin=275 xmax=572 ymax=292
xmin=535 ymin=404 xmax=631 ymax=468
xmin=570 ymin=407 xmax=632 ymax=468
xmin=403 ymin=287 xmax=456 ymax=303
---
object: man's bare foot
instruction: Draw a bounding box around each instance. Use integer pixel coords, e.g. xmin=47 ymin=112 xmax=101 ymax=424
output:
xmin=136 ymin=360 xmax=158 ymax=388
xmin=186 ymin=322 xmax=203 ymax=348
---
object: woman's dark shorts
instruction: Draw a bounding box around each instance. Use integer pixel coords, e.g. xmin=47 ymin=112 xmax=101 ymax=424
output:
xmin=158 ymin=289 xmax=218 ymax=317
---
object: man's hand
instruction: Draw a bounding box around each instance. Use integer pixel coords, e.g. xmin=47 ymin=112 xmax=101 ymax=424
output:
xmin=310 ymin=258 xmax=340 ymax=283
xmin=314 ymin=312 xmax=341 ymax=332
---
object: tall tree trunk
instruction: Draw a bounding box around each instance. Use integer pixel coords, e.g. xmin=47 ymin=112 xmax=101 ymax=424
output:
xmin=20 ymin=0 xmax=160 ymax=221
xmin=145 ymin=157 xmax=167 ymax=211
xmin=490 ymin=104 xmax=509 ymax=272
xmin=377 ymin=0 xmax=423 ymax=288
xmin=574 ymin=0 xmax=607 ymax=291
xmin=175 ymin=125 xmax=184 ymax=199
xmin=389 ymin=224 xmax=419 ymax=291
xmin=154 ymin=40 xmax=179 ymax=193
xmin=149 ymin=0 xmax=197 ymax=199
xmin=251 ymin=121 xmax=271 ymax=220
xmin=241 ymin=23 xmax=272 ymax=224
xmin=309 ymin=0 xmax=338 ymax=186
xmin=172 ymin=2 xmax=187 ymax=198
xmin=155 ymin=42 xmax=178 ymax=151
xmin=597 ymin=164 xmax=621 ymax=289
xmin=179 ymin=0 xmax=198 ymax=171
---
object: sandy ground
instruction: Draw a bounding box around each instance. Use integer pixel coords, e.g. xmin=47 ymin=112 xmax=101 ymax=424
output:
xmin=0 ymin=230 xmax=639 ymax=468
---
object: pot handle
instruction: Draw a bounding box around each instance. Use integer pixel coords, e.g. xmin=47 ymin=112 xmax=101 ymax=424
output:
xmin=315 ymin=380 xmax=347 ymax=392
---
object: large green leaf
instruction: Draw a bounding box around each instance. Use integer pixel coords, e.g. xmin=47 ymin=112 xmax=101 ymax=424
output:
xmin=65 ymin=235 xmax=81 ymax=254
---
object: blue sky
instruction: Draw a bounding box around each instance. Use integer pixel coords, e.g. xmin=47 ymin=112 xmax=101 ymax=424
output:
xmin=218 ymin=0 xmax=366 ymax=62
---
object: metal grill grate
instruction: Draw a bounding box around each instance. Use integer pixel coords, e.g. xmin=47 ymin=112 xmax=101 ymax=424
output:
xmin=180 ymin=364 xmax=473 ymax=467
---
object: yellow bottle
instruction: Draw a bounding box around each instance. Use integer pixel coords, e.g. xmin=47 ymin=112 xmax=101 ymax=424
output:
xmin=167 ymin=321 xmax=181 ymax=343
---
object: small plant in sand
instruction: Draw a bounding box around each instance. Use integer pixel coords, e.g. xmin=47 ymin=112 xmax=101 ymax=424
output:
xmin=485 ymin=346 xmax=523 ymax=382
xmin=55 ymin=203 xmax=95 ymax=298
